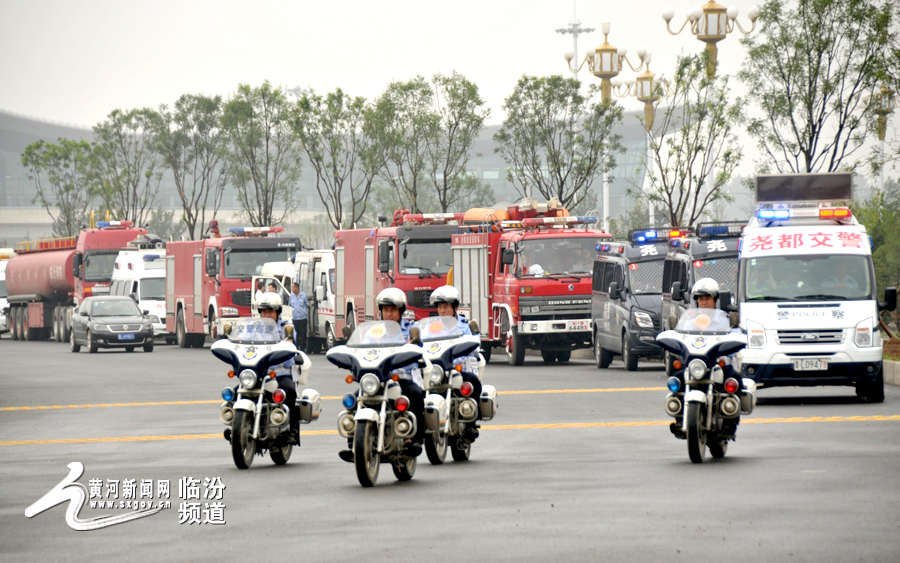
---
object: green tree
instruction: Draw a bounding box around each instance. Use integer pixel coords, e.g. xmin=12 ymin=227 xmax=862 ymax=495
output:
xmin=494 ymin=75 xmax=623 ymax=209
xmin=221 ymin=81 xmax=301 ymax=227
xmin=425 ymin=72 xmax=490 ymax=212
xmin=21 ymin=139 xmax=94 ymax=237
xmin=738 ymin=0 xmax=894 ymax=173
xmin=145 ymin=207 xmax=186 ymax=241
xmin=643 ymin=54 xmax=743 ymax=228
xmin=151 ymin=94 xmax=229 ymax=240
xmin=90 ymin=108 xmax=163 ymax=226
xmin=367 ymin=77 xmax=440 ymax=213
xmin=294 ymin=88 xmax=382 ymax=229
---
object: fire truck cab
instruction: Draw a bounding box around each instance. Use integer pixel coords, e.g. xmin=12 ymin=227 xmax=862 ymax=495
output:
xmin=452 ymin=199 xmax=612 ymax=366
xmin=165 ymin=225 xmax=300 ymax=349
xmin=736 ymin=174 xmax=897 ymax=402
xmin=334 ymin=211 xmax=463 ymax=335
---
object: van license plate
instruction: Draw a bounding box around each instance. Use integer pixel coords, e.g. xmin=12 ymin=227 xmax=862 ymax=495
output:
xmin=792 ymin=358 xmax=827 ymax=371
xmin=119 ymin=333 xmax=136 ymax=341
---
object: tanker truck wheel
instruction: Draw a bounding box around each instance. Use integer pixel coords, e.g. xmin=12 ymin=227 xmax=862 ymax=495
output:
xmin=51 ymin=307 xmax=58 ymax=342
xmin=62 ymin=308 xmax=73 ymax=344
xmin=10 ymin=308 xmax=19 ymax=340
xmin=22 ymin=307 xmax=33 ymax=341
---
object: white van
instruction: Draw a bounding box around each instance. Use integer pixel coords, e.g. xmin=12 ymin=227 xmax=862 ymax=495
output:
xmin=736 ymin=174 xmax=897 ymax=402
xmin=0 ymin=248 xmax=15 ymax=335
xmin=111 ymin=235 xmax=172 ymax=342
xmin=294 ymin=250 xmax=336 ymax=351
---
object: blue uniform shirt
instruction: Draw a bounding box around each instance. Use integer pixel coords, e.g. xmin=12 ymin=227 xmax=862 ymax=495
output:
xmin=290 ymin=291 xmax=309 ymax=320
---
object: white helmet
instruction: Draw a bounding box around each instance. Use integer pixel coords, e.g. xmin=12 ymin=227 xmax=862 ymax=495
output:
xmin=257 ymin=292 xmax=283 ymax=314
xmin=691 ymin=278 xmax=720 ymax=302
xmin=376 ymin=287 xmax=407 ymax=314
xmin=430 ymin=285 xmax=460 ymax=308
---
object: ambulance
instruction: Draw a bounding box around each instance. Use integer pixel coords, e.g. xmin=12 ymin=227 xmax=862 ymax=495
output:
xmin=736 ymin=173 xmax=897 ymax=402
xmin=110 ymin=234 xmax=172 ymax=342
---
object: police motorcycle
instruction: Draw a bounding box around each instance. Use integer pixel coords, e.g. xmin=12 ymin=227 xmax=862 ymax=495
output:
xmin=655 ymin=308 xmax=757 ymax=463
xmin=212 ymin=318 xmax=322 ymax=469
xmin=416 ymin=316 xmax=497 ymax=464
xmin=326 ymin=320 xmax=428 ymax=487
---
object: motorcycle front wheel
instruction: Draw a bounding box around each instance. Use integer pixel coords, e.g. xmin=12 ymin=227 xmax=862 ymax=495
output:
xmin=354 ymin=420 xmax=380 ymax=487
xmin=686 ymin=402 xmax=707 ymax=464
xmin=231 ymin=410 xmax=256 ymax=469
xmin=392 ymin=455 xmax=416 ymax=481
xmin=709 ymin=440 xmax=728 ymax=459
xmin=450 ymin=436 xmax=471 ymax=462
xmin=270 ymin=441 xmax=292 ymax=465
xmin=425 ymin=430 xmax=448 ymax=465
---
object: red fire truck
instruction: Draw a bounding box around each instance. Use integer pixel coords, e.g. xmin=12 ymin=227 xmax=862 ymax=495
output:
xmin=165 ymin=224 xmax=301 ymax=348
xmin=5 ymin=221 xmax=148 ymax=342
xmin=333 ymin=210 xmax=463 ymax=334
xmin=451 ymin=199 xmax=612 ymax=365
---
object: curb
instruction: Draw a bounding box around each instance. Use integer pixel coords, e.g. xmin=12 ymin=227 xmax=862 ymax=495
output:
xmin=885 ymin=360 xmax=900 ymax=387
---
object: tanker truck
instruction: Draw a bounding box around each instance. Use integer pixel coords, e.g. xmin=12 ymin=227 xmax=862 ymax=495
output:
xmin=6 ymin=221 xmax=148 ymax=342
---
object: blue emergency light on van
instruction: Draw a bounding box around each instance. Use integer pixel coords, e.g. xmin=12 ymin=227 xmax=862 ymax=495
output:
xmin=757 ymin=209 xmax=791 ymax=220
xmin=633 ymin=231 xmax=658 ymax=243
xmin=142 ymin=254 xmax=161 ymax=261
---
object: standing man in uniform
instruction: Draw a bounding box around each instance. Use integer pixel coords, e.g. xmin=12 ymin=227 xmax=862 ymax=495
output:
xmin=290 ymin=282 xmax=309 ymax=353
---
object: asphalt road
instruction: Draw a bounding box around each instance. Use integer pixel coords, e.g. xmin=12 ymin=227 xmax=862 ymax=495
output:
xmin=1 ymin=339 xmax=899 ymax=562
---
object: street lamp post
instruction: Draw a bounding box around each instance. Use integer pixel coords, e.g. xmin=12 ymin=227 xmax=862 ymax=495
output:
xmin=611 ymin=55 xmax=674 ymax=226
xmin=868 ymin=86 xmax=899 ymax=193
xmin=662 ymin=2 xmax=759 ymax=78
xmin=564 ymin=22 xmax=648 ymax=232
xmin=556 ymin=17 xmax=595 ymax=82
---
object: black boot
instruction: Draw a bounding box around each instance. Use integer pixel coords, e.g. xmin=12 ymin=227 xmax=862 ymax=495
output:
xmin=338 ymin=450 xmax=354 ymax=462
xmin=463 ymin=423 xmax=480 ymax=441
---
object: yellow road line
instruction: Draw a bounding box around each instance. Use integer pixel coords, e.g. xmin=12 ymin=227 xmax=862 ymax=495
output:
xmin=1 ymin=414 xmax=898 ymax=447
xmin=0 ymin=387 xmax=665 ymax=412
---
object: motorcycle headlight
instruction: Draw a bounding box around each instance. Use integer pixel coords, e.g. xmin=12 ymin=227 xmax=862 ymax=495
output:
xmin=854 ymin=318 xmax=873 ymax=347
xmin=633 ymin=310 xmax=654 ymax=329
xmin=429 ymin=365 xmax=444 ymax=385
xmin=360 ymin=373 xmax=380 ymax=396
xmin=239 ymin=369 xmax=258 ymax=389
xmin=747 ymin=320 xmax=766 ymax=349
xmin=688 ymin=359 xmax=707 ymax=380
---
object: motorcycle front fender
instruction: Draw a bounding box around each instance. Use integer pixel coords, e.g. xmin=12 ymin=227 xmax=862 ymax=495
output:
xmin=233 ymin=398 xmax=257 ymax=413
xmin=684 ymin=390 xmax=708 ymax=404
xmin=354 ymin=407 xmax=379 ymax=423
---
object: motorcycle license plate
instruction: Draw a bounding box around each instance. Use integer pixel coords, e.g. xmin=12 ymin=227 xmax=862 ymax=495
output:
xmin=118 ymin=333 xmax=136 ymax=341
xmin=792 ymin=358 xmax=827 ymax=371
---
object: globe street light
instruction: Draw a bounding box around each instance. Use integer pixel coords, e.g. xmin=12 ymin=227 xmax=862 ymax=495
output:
xmin=564 ymin=22 xmax=649 ymax=231
xmin=556 ymin=17 xmax=595 ymax=82
xmin=611 ymin=54 xmax=674 ymax=226
xmin=662 ymin=2 xmax=759 ymax=78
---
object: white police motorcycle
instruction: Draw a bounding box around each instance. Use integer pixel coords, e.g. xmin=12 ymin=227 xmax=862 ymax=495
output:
xmin=326 ymin=320 xmax=427 ymax=487
xmin=655 ymin=308 xmax=757 ymax=463
xmin=416 ymin=316 xmax=497 ymax=464
xmin=212 ymin=318 xmax=321 ymax=469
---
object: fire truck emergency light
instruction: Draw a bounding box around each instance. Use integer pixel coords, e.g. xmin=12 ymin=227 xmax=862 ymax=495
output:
xmin=520 ymin=216 xmax=598 ymax=227
xmin=402 ymin=213 xmax=464 ymax=224
xmin=95 ymin=221 xmax=134 ymax=229
xmin=228 ymin=226 xmax=286 ymax=235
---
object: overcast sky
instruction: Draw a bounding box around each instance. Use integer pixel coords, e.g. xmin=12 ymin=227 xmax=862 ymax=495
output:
xmin=0 ymin=0 xmax=757 ymax=129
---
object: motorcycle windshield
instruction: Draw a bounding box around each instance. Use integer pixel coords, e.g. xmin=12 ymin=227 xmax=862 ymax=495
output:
xmin=346 ymin=321 xmax=407 ymax=348
xmin=675 ymin=308 xmax=732 ymax=335
xmin=416 ymin=316 xmax=463 ymax=342
xmin=228 ymin=318 xmax=283 ymax=344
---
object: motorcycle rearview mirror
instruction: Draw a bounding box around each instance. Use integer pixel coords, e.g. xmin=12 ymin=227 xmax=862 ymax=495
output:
xmin=668 ymin=315 xmax=678 ymax=330
xmin=469 ymin=320 xmax=480 ymax=335
xmin=408 ymin=326 xmax=422 ymax=345
xmin=223 ymin=322 xmax=233 ymax=336
xmin=342 ymin=325 xmax=352 ymax=339
xmin=284 ymin=324 xmax=294 ymax=339
xmin=729 ymin=312 xmax=740 ymax=328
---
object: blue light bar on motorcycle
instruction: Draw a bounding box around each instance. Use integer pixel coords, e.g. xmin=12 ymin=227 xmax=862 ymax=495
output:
xmin=757 ymin=209 xmax=791 ymax=220
xmin=341 ymin=393 xmax=357 ymax=409
xmin=667 ymin=377 xmax=682 ymax=393
xmin=222 ymin=387 xmax=235 ymax=402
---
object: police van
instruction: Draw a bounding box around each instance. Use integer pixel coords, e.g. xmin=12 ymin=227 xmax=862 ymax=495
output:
xmin=110 ymin=235 xmax=172 ymax=342
xmin=736 ymin=173 xmax=897 ymax=402
xmin=591 ymin=228 xmax=672 ymax=371
xmin=661 ymin=222 xmax=743 ymax=375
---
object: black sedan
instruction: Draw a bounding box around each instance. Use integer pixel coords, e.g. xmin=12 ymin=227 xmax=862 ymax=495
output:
xmin=70 ymin=296 xmax=154 ymax=353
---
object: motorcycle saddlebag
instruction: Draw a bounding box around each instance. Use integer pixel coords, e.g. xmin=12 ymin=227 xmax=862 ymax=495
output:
xmin=298 ymin=389 xmax=322 ymax=423
xmin=480 ymin=385 xmax=498 ymax=420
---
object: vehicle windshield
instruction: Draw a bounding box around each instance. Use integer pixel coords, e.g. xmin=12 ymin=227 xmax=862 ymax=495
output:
xmin=399 ymin=240 xmax=452 ymax=276
xmin=140 ymin=278 xmax=165 ymax=301
xmin=628 ymin=260 xmax=666 ymax=294
xmin=84 ymin=252 xmax=118 ymax=283
xmin=692 ymin=257 xmax=738 ymax=295
xmin=675 ymin=308 xmax=732 ymax=334
xmin=346 ymin=320 xmax=408 ymax=348
xmin=518 ymin=236 xmax=603 ymax=277
xmin=743 ymin=255 xmax=873 ymax=301
xmin=224 ymin=249 xmax=294 ymax=279
xmin=416 ymin=316 xmax=463 ymax=342
xmin=90 ymin=299 xmax=142 ymax=317
xmin=228 ymin=317 xmax=283 ymax=344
